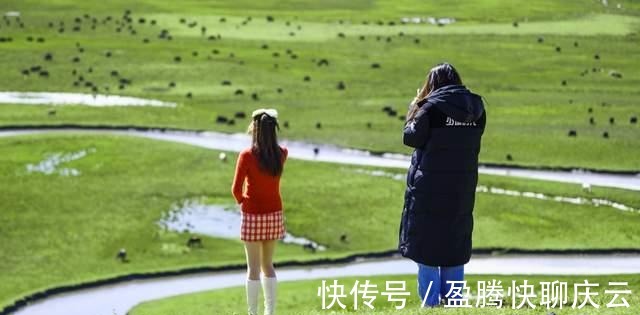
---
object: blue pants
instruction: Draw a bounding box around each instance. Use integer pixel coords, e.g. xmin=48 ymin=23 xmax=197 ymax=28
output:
xmin=417 ymin=263 xmax=464 ymax=307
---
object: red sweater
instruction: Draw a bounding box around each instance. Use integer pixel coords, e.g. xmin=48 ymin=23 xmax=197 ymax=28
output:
xmin=231 ymin=147 xmax=288 ymax=213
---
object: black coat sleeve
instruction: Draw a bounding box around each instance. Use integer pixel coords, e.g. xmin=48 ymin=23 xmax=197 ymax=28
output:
xmin=403 ymin=106 xmax=430 ymax=148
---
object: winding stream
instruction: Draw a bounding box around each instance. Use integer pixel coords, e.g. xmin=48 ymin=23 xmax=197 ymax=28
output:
xmin=12 ymin=255 xmax=640 ymax=315
xmin=0 ymin=92 xmax=176 ymax=107
xmin=1 ymin=128 xmax=638 ymax=191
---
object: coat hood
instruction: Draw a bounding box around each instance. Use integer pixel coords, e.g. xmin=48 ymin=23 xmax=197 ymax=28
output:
xmin=422 ymin=85 xmax=484 ymax=122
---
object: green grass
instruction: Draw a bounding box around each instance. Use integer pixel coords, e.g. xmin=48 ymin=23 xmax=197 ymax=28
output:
xmin=4 ymin=0 xmax=640 ymax=22
xmin=1 ymin=133 xmax=639 ymax=309
xmin=0 ymin=0 xmax=639 ymax=170
xmin=130 ymin=274 xmax=640 ymax=314
xmin=112 ymin=13 xmax=640 ymax=40
xmin=1 ymin=0 xmax=640 ymax=311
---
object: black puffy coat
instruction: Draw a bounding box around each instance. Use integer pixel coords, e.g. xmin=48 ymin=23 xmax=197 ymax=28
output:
xmin=398 ymin=84 xmax=486 ymax=267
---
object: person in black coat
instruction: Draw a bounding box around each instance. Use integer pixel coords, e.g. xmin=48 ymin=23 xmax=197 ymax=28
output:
xmin=398 ymin=63 xmax=486 ymax=307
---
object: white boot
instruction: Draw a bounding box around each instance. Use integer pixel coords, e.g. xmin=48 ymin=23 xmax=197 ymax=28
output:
xmin=246 ymin=279 xmax=261 ymax=315
xmin=262 ymin=276 xmax=277 ymax=315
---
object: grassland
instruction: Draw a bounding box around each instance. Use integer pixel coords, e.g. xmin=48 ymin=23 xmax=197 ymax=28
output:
xmin=4 ymin=0 xmax=640 ymax=22
xmin=0 ymin=1 xmax=638 ymax=170
xmin=1 ymin=0 xmax=640 ymax=312
xmin=1 ymin=134 xmax=639 ymax=309
xmin=131 ymin=274 xmax=640 ymax=315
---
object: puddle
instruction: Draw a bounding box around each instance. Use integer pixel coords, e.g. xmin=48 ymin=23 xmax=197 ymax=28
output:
xmin=351 ymin=168 xmax=638 ymax=213
xmin=26 ymin=148 xmax=95 ymax=176
xmin=400 ymin=17 xmax=457 ymax=25
xmin=158 ymin=199 xmax=327 ymax=251
xmin=0 ymin=91 xmax=176 ymax=107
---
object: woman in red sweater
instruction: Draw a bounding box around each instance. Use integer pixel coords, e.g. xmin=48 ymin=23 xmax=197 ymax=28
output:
xmin=232 ymin=108 xmax=288 ymax=315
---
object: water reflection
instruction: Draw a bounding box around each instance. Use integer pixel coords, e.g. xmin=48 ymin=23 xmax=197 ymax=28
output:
xmin=159 ymin=199 xmax=327 ymax=250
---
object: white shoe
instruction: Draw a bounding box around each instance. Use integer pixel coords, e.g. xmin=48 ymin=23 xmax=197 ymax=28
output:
xmin=262 ymin=276 xmax=277 ymax=315
xmin=246 ymin=279 xmax=261 ymax=315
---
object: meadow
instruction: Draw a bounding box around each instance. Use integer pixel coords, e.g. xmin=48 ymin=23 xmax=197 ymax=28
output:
xmin=1 ymin=0 xmax=639 ymax=313
xmin=0 ymin=0 xmax=639 ymax=170
xmin=1 ymin=134 xmax=638 ymax=309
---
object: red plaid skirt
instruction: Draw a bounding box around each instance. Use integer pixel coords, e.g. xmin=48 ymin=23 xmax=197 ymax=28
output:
xmin=241 ymin=210 xmax=285 ymax=242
